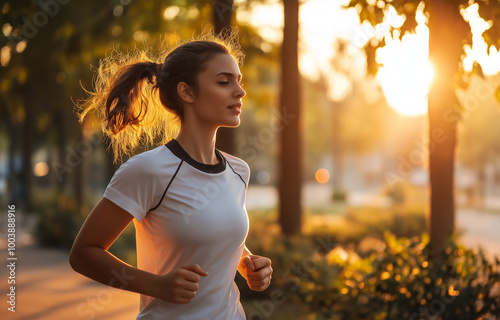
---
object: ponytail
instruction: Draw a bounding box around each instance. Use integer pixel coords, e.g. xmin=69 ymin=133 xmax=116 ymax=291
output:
xmin=105 ymin=61 xmax=160 ymax=134
xmin=77 ymin=29 xmax=243 ymax=162
xmin=77 ymin=50 xmax=180 ymax=162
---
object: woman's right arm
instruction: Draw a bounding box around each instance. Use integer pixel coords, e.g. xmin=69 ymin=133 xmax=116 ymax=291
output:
xmin=69 ymin=197 xmax=207 ymax=304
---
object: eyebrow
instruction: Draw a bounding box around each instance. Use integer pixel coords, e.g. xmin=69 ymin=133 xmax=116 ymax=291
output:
xmin=215 ymin=72 xmax=243 ymax=80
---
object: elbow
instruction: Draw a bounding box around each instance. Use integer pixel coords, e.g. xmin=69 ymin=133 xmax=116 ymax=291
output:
xmin=68 ymin=245 xmax=83 ymax=274
xmin=68 ymin=248 xmax=78 ymax=272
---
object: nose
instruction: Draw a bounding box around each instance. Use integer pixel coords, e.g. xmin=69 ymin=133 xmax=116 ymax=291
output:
xmin=236 ymin=84 xmax=246 ymax=99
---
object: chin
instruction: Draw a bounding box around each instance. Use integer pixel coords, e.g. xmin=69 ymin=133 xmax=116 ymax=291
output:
xmin=221 ymin=118 xmax=241 ymax=128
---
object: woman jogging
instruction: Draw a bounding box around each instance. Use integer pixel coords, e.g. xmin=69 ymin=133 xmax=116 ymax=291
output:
xmin=69 ymin=33 xmax=273 ymax=319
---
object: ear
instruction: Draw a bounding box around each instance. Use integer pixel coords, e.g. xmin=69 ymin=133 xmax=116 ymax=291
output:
xmin=177 ymin=82 xmax=195 ymax=104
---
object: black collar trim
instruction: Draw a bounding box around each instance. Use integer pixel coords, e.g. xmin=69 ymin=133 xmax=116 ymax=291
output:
xmin=166 ymin=139 xmax=226 ymax=174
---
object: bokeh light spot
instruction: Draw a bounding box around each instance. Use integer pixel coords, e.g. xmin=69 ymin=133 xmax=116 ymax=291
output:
xmin=34 ymin=162 xmax=49 ymax=177
xmin=315 ymin=168 xmax=330 ymax=184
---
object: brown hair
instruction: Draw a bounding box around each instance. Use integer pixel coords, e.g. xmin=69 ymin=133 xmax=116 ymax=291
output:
xmin=77 ymin=30 xmax=244 ymax=161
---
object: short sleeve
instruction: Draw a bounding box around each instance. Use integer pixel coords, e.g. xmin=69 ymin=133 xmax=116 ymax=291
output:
xmin=103 ymin=154 xmax=161 ymax=222
xmin=222 ymin=152 xmax=250 ymax=188
xmin=240 ymin=160 xmax=251 ymax=186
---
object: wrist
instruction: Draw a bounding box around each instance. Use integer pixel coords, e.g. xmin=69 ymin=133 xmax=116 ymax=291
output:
xmin=142 ymin=272 xmax=162 ymax=299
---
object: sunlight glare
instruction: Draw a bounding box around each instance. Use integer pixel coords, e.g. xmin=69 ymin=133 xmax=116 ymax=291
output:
xmin=461 ymin=3 xmax=500 ymax=75
xmin=299 ymin=0 xmax=364 ymax=100
xmin=376 ymin=7 xmax=432 ymax=117
xmin=237 ymin=1 xmax=283 ymax=44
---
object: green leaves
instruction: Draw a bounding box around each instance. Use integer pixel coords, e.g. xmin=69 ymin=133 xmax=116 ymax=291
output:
xmin=289 ymin=232 xmax=500 ymax=319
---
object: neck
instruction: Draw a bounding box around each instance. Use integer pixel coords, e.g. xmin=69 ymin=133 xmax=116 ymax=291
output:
xmin=175 ymin=123 xmax=219 ymax=165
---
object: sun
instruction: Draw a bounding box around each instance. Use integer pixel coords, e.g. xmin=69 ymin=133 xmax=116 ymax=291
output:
xmin=376 ymin=35 xmax=434 ymax=117
xmin=237 ymin=0 xmax=499 ymax=118
xmin=376 ymin=8 xmax=433 ymax=117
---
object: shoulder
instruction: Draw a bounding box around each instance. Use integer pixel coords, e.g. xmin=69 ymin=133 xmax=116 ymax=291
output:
xmin=115 ymin=145 xmax=180 ymax=178
xmin=221 ymin=151 xmax=250 ymax=184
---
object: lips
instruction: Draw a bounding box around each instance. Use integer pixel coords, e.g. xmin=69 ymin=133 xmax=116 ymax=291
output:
xmin=228 ymin=103 xmax=242 ymax=110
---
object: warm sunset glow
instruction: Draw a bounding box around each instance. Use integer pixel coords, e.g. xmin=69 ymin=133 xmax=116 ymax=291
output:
xmin=238 ymin=0 xmax=499 ymax=117
xmin=376 ymin=6 xmax=433 ymax=117
xmin=461 ymin=3 xmax=500 ymax=75
xmin=315 ymin=168 xmax=330 ymax=184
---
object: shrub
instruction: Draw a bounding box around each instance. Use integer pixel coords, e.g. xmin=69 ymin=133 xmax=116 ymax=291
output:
xmin=283 ymin=232 xmax=500 ymax=320
xmin=332 ymin=190 xmax=348 ymax=202
xmin=385 ymin=182 xmax=407 ymax=204
xmin=35 ymin=194 xmax=137 ymax=265
xmin=35 ymin=194 xmax=85 ymax=250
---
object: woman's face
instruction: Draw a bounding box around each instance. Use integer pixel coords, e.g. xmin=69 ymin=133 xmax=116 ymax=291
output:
xmin=188 ymin=53 xmax=246 ymax=129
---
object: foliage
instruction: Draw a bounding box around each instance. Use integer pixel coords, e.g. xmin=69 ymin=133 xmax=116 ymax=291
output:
xmin=35 ymin=192 xmax=136 ymax=264
xmin=345 ymin=0 xmax=500 ymax=79
xmin=108 ymin=223 xmax=137 ymax=266
xmin=331 ymin=190 xmax=348 ymax=202
xmin=239 ymin=206 xmax=426 ymax=301
xmin=384 ymin=182 xmax=406 ymax=204
xmin=35 ymin=194 xmax=85 ymax=250
xmin=304 ymin=205 xmax=426 ymax=245
xmin=285 ymin=232 xmax=500 ymax=320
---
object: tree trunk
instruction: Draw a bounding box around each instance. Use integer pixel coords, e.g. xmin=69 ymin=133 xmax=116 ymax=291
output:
xmin=278 ymin=0 xmax=302 ymax=236
xmin=74 ymin=126 xmax=86 ymax=213
xmin=427 ymin=0 xmax=468 ymax=248
xmin=21 ymin=104 xmax=33 ymax=212
xmin=7 ymin=118 xmax=19 ymax=205
xmin=213 ymin=0 xmax=236 ymax=154
xmin=331 ymin=100 xmax=343 ymax=191
xmin=54 ymin=110 xmax=68 ymax=194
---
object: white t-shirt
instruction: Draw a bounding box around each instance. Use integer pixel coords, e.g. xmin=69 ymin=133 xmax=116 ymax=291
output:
xmin=103 ymin=139 xmax=249 ymax=320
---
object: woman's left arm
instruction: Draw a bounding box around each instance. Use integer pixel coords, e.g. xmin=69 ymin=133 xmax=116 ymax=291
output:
xmin=238 ymin=246 xmax=273 ymax=291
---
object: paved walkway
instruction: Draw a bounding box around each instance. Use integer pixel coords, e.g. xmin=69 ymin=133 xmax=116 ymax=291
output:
xmin=1 ymin=246 xmax=138 ymax=320
xmin=456 ymin=208 xmax=500 ymax=260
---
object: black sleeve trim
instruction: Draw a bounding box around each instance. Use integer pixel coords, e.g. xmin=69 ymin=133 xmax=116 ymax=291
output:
xmin=225 ymin=159 xmax=247 ymax=188
xmin=150 ymin=160 xmax=183 ymax=211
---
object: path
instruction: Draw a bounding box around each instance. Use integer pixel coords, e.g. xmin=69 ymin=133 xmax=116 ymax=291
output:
xmin=1 ymin=246 xmax=138 ymax=320
xmin=456 ymin=208 xmax=500 ymax=260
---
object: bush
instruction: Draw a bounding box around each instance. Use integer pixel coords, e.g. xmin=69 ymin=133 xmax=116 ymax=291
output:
xmin=35 ymin=194 xmax=137 ymax=264
xmin=284 ymin=232 xmax=500 ymax=320
xmin=385 ymin=182 xmax=407 ymax=204
xmin=332 ymin=190 xmax=348 ymax=202
xmin=35 ymin=194 xmax=85 ymax=250
xmin=310 ymin=206 xmax=426 ymax=251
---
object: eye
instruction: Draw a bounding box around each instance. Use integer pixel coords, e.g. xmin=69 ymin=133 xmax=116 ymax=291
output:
xmin=218 ymin=81 xmax=229 ymax=85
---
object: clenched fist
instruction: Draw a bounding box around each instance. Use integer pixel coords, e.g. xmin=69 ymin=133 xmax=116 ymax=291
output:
xmin=238 ymin=255 xmax=272 ymax=291
xmin=154 ymin=264 xmax=208 ymax=304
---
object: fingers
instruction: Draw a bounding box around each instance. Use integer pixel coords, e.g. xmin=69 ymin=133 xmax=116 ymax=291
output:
xmin=167 ymin=265 xmax=208 ymax=304
xmin=183 ymin=264 xmax=209 ymax=278
xmin=247 ymin=265 xmax=273 ymax=282
xmin=242 ymin=255 xmax=255 ymax=271
xmin=249 ymin=256 xmax=271 ymax=270
xmin=245 ymin=256 xmax=273 ymax=292
xmin=170 ymin=278 xmax=198 ymax=304
xmin=247 ymin=269 xmax=272 ymax=291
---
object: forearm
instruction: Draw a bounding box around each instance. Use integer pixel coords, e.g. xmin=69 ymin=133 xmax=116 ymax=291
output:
xmin=70 ymin=246 xmax=159 ymax=298
xmin=238 ymin=245 xmax=252 ymax=276
xmin=242 ymin=245 xmax=252 ymax=257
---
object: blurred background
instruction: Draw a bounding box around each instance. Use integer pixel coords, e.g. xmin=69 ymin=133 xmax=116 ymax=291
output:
xmin=1 ymin=0 xmax=500 ymax=319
